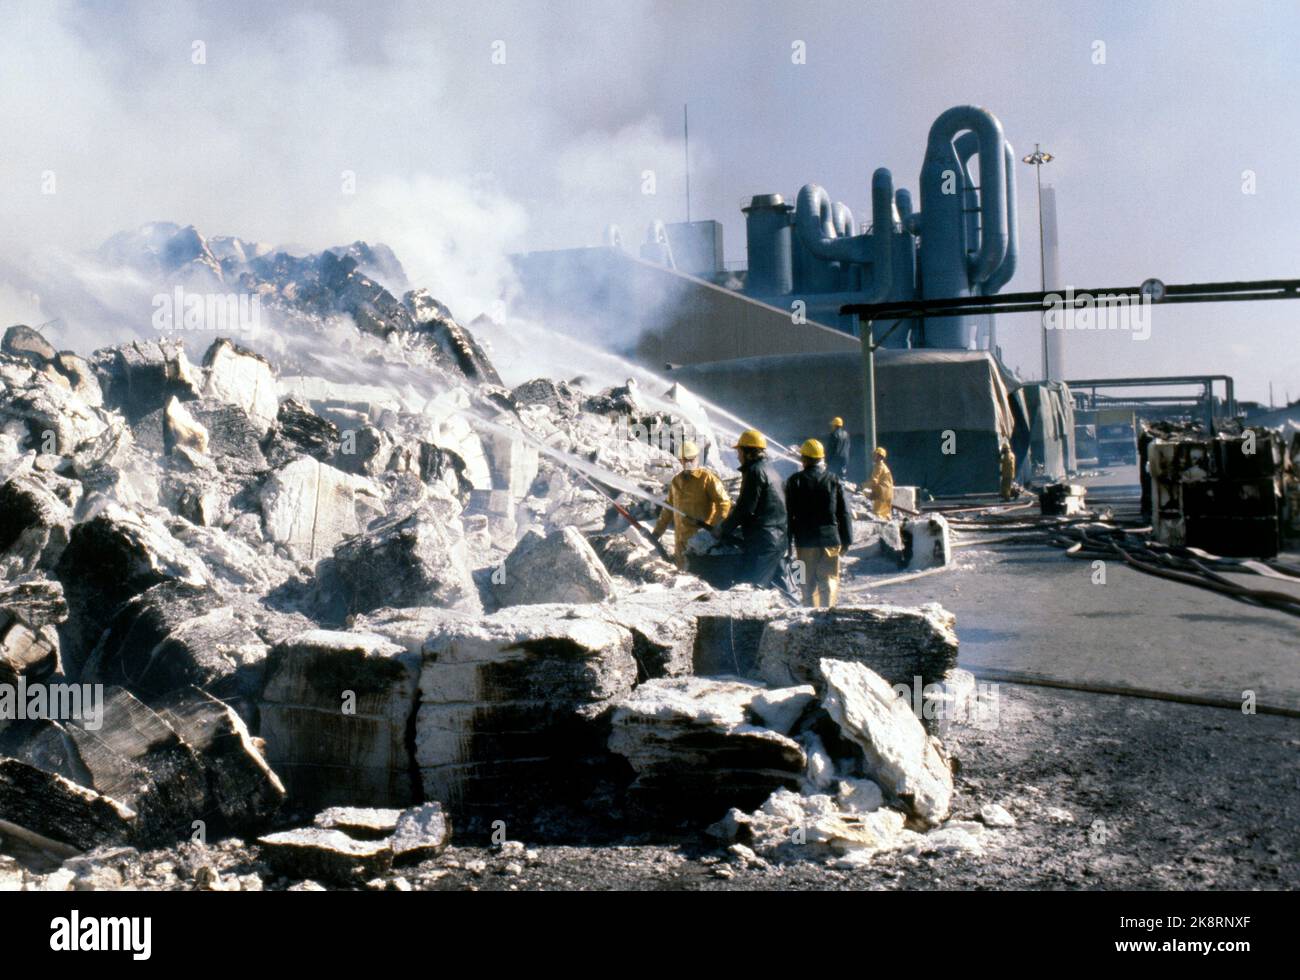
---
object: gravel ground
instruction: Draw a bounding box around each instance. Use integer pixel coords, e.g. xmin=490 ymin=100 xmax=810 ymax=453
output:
xmin=414 ymin=683 xmax=1300 ymax=891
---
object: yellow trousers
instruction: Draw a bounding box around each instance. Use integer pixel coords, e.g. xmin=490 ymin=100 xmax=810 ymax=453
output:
xmin=795 ymin=545 xmax=842 ymax=608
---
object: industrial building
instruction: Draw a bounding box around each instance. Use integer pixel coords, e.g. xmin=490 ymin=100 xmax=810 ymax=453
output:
xmin=512 ymin=105 xmax=1075 ymax=491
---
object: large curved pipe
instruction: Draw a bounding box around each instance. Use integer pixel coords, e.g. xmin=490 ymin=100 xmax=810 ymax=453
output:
xmin=921 ymin=105 xmax=1009 ymax=284
xmin=793 ymin=170 xmax=895 ymax=293
xmin=983 ymin=140 xmax=1019 ymax=293
xmin=954 ymin=130 xmax=982 ymax=269
xmin=832 ymin=201 xmax=855 ymax=237
xmin=864 ymin=167 xmax=894 ymax=302
xmin=795 ymin=184 xmax=873 ymax=263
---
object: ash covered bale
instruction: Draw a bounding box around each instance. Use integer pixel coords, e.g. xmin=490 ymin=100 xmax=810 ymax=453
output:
xmin=156 ymin=689 xmax=285 ymax=834
xmin=80 ymin=582 xmax=271 ymax=715
xmin=416 ymin=606 xmax=637 ymax=823
xmin=0 ymin=366 xmax=109 ymax=455
xmin=259 ymin=457 xmax=380 ymax=562
xmin=0 ymin=758 xmax=136 ymax=853
xmin=680 ymin=589 xmax=791 ymax=677
xmin=313 ymin=806 xmax=401 ymax=838
xmin=259 ymin=630 xmax=420 ymax=808
xmin=492 ymin=526 xmax=615 ymax=607
xmin=54 ymin=504 xmax=211 ymax=675
xmin=201 ymin=338 xmax=279 ymax=435
xmin=91 ymin=338 xmax=202 ymax=423
xmin=389 ymin=801 xmax=451 ymax=863
xmin=757 ymin=603 xmax=959 ymax=692
xmin=595 ymin=588 xmax=699 ymax=681
xmin=0 ymin=473 xmax=73 ymax=576
xmin=481 ymin=430 xmax=539 ymax=500
xmin=261 ymin=397 xmax=340 ymax=469
xmin=258 ymin=827 xmax=393 ymax=885
xmin=609 ymin=676 xmax=807 ymax=820
xmin=819 ymin=658 xmax=953 ymax=826
xmin=348 ymin=607 xmax=473 ymax=656
xmin=717 ymin=785 xmax=909 ymax=865
xmin=465 ymin=490 xmax=518 ymax=551
xmin=510 ymin=377 xmax=584 ymax=417
xmin=329 ymin=498 xmax=482 ymax=618
xmin=0 ymin=576 xmax=66 ymax=691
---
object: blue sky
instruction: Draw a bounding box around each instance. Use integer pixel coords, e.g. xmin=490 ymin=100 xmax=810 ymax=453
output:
xmin=2 ymin=0 xmax=1297 ymax=401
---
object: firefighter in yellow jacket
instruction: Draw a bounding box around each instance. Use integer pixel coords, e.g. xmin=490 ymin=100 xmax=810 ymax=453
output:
xmin=999 ymin=442 xmax=1017 ymax=500
xmin=867 ymin=445 xmax=894 ymax=519
xmin=651 ymin=440 xmax=732 ymax=565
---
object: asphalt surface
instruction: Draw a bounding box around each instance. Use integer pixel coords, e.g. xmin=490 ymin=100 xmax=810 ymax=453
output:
xmin=853 ymin=466 xmax=1300 ymax=714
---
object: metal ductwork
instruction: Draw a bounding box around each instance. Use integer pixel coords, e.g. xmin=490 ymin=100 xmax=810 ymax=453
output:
xmin=918 ymin=105 xmax=1015 ymax=347
xmin=734 ymin=106 xmax=1019 ymax=351
xmin=793 ymin=168 xmax=897 ymax=300
xmin=742 ymin=193 xmax=794 ymax=296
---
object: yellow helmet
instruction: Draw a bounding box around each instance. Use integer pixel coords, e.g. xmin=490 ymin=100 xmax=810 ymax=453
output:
xmin=873 ymin=446 xmax=887 ymax=458
xmin=678 ymin=440 xmax=699 ymax=460
xmin=830 ymin=417 xmax=844 ymax=428
xmin=800 ymin=438 xmax=825 ymax=459
xmin=733 ymin=429 xmax=767 ymax=450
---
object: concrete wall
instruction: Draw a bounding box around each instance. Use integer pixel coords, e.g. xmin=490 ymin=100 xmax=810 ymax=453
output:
xmin=672 ymin=350 xmax=1014 ymax=492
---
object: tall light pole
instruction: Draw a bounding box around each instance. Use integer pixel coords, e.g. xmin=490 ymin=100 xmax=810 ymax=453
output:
xmin=1022 ymin=143 xmax=1054 ymax=381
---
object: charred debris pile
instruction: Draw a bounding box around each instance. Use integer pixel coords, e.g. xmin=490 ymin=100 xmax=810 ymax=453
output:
xmin=0 ymin=225 xmax=996 ymax=889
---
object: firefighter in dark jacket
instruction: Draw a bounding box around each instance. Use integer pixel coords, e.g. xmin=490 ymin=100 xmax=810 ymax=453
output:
xmin=784 ymin=438 xmax=854 ymax=607
xmin=825 ymin=416 xmax=851 ymax=479
xmin=712 ymin=429 xmax=788 ymax=588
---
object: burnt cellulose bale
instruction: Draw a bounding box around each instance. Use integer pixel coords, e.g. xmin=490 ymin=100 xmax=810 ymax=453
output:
xmin=201 ymin=338 xmax=279 ymax=436
xmin=330 ymin=497 xmax=481 ymax=617
xmin=258 ymin=827 xmax=393 ymax=886
xmin=0 ymin=577 xmax=66 ymax=695
xmin=261 ymin=398 xmax=340 ymax=469
xmin=54 ymin=504 xmax=211 ymax=675
xmin=608 ymin=675 xmax=807 ymax=821
xmin=259 ymin=457 xmax=378 ymax=562
xmin=0 ymin=758 xmax=137 ymax=853
xmin=90 ymin=338 xmax=202 ymax=423
xmin=757 ymin=603 xmax=959 ymax=693
xmin=259 ymin=630 xmax=421 ymax=809
xmin=416 ymin=606 xmax=638 ymax=825
xmin=819 ymin=658 xmax=953 ymax=827
xmin=0 ymin=472 xmax=74 ymax=576
xmin=79 ymin=582 xmax=270 ymax=714
xmin=156 ymin=689 xmax=286 ymax=834
xmin=1 ymin=324 xmax=58 ymax=365
xmin=61 ymin=686 xmax=209 ymax=845
xmin=677 ymin=589 xmax=790 ymax=678
xmin=492 ymin=526 xmax=615 ymax=607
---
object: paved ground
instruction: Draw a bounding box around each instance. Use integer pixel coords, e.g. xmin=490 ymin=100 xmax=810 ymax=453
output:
xmin=848 ymin=466 xmax=1300 ymax=714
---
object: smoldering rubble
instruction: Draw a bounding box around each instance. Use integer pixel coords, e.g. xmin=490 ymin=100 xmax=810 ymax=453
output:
xmin=0 ymin=223 xmax=996 ymax=890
